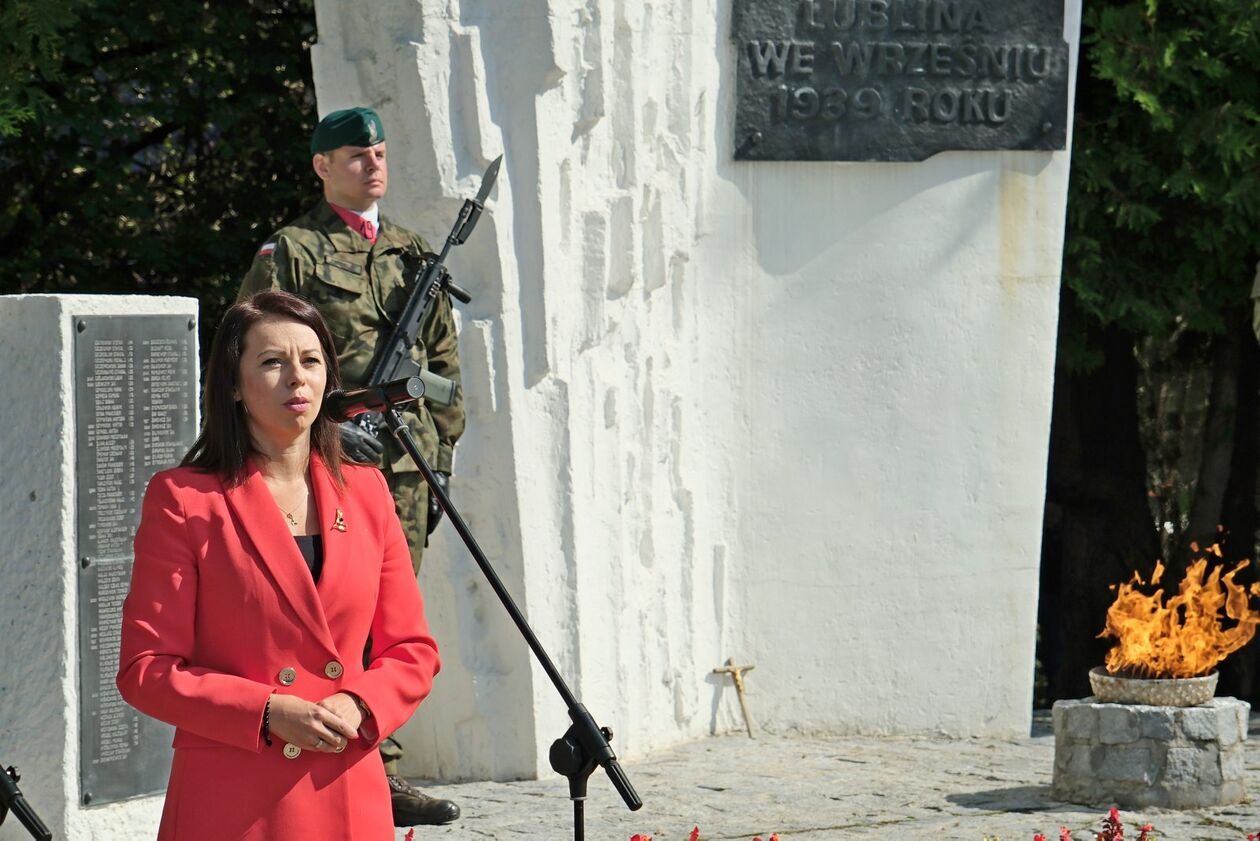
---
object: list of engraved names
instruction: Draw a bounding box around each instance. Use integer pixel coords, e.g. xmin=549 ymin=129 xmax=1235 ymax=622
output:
xmin=81 ymin=331 xmax=193 ymax=559
xmin=75 ymin=315 xmax=195 ymax=804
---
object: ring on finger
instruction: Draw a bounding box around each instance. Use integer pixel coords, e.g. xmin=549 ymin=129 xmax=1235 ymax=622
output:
xmin=314 ymin=738 xmax=325 ymax=749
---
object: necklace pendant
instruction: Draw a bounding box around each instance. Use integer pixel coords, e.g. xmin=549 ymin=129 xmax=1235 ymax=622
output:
xmin=333 ymin=509 xmax=347 ymax=532
xmin=285 ymin=512 xmax=298 ymax=528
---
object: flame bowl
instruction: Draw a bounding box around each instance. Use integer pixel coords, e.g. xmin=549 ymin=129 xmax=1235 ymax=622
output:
xmin=1088 ymin=666 xmax=1219 ymax=707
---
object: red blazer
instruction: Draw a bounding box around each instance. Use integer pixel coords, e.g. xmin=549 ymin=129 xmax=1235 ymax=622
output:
xmin=117 ymin=455 xmax=440 ymax=841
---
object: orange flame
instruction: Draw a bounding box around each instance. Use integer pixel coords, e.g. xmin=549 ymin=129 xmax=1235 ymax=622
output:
xmin=1099 ymin=545 xmax=1260 ymax=678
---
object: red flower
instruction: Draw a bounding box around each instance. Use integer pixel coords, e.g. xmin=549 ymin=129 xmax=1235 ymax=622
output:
xmin=1060 ymin=829 xmax=1073 ymax=841
xmin=1137 ymin=825 xmax=1154 ymax=841
xmin=1093 ymin=808 xmax=1124 ymax=841
xmin=1034 ymin=834 xmax=1047 ymax=841
xmin=769 ymin=835 xmax=781 ymax=841
xmin=689 ymin=829 xmax=701 ymax=841
xmin=403 ymin=832 xmax=415 ymax=841
xmin=630 ymin=836 xmax=653 ymax=841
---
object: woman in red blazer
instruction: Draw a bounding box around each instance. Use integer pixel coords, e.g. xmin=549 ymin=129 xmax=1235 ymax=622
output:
xmin=118 ymin=290 xmax=440 ymax=840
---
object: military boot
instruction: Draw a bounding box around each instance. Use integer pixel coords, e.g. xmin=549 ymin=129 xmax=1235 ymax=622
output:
xmin=388 ymin=775 xmax=461 ymax=826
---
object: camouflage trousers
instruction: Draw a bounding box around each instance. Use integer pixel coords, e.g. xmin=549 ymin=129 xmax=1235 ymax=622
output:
xmin=377 ymin=468 xmax=430 ymax=775
xmin=385 ymin=468 xmax=432 ymax=575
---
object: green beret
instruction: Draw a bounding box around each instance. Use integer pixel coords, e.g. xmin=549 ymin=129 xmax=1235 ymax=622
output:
xmin=310 ymin=107 xmax=385 ymax=154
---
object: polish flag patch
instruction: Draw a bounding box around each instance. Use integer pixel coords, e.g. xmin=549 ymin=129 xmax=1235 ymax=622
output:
xmin=258 ymin=241 xmax=277 ymax=256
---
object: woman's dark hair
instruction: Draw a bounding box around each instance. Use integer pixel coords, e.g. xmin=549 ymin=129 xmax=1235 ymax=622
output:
xmin=182 ymin=290 xmax=345 ymax=485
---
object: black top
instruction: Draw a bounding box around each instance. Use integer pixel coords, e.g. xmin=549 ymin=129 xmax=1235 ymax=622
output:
xmin=294 ymin=534 xmax=324 ymax=583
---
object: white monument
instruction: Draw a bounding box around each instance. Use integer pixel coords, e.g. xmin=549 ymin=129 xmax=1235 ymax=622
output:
xmin=0 ymin=295 xmax=199 ymax=840
xmin=309 ymin=0 xmax=1084 ymax=782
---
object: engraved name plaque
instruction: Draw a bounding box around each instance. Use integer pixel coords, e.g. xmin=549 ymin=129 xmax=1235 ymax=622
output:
xmin=732 ymin=0 xmax=1071 ymax=161
xmin=75 ymin=315 xmax=197 ymax=806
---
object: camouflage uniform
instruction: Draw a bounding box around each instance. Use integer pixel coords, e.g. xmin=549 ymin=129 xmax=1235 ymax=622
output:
xmin=239 ymin=201 xmax=463 ymax=774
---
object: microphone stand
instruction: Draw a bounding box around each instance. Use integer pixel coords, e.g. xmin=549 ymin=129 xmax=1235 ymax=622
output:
xmin=0 ymin=763 xmax=52 ymax=840
xmin=376 ymin=404 xmax=642 ymax=841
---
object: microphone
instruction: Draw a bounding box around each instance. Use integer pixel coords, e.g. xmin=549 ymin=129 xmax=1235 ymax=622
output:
xmin=324 ymin=376 xmax=426 ymax=423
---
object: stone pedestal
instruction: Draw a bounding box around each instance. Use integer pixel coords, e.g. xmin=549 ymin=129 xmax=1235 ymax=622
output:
xmin=1052 ymin=697 xmax=1249 ymax=809
xmin=0 ymin=295 xmax=199 ymax=840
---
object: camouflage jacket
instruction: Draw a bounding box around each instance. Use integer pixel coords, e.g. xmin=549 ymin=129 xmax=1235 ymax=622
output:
xmin=238 ymin=201 xmax=464 ymax=474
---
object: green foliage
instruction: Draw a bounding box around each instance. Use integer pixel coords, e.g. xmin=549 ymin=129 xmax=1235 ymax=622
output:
xmin=1063 ymin=0 xmax=1260 ymax=367
xmin=0 ymin=0 xmax=84 ymax=136
xmin=0 ymin=0 xmax=318 ymax=346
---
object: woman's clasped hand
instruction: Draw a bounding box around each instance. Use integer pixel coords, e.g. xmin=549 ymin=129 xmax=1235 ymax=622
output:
xmin=267 ymin=692 xmax=364 ymax=753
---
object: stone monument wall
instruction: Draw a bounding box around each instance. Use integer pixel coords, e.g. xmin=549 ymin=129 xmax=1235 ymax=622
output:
xmin=0 ymin=295 xmax=199 ymax=840
xmin=310 ymin=0 xmax=1083 ymax=780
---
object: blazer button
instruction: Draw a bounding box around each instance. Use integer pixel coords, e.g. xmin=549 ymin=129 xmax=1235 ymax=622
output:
xmin=278 ymin=667 xmax=297 ymax=686
xmin=324 ymin=660 xmax=344 ymax=679
xmin=283 ymin=743 xmax=302 ymax=759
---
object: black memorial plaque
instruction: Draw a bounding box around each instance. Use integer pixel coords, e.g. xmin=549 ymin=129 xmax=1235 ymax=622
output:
xmin=732 ymin=0 xmax=1070 ymax=161
xmin=75 ymin=314 xmax=197 ymax=805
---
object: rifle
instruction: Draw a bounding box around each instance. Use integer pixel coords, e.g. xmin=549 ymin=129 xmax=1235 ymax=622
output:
xmin=356 ymin=155 xmax=502 ymax=435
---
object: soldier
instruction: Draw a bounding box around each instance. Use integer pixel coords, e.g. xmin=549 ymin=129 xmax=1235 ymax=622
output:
xmin=238 ymin=107 xmax=463 ymax=828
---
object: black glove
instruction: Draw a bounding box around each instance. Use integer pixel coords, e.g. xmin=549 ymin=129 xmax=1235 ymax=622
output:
xmin=427 ymin=472 xmax=449 ymax=536
xmin=340 ymin=420 xmax=385 ymax=465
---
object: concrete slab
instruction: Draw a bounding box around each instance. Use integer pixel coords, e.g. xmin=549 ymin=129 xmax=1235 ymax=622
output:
xmin=394 ymin=713 xmax=1260 ymax=840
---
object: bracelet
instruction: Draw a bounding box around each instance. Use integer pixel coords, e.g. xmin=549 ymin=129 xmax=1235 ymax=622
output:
xmin=262 ymin=696 xmax=273 ymax=747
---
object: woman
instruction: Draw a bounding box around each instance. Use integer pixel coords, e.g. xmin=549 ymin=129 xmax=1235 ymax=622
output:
xmin=117 ymin=290 xmax=440 ymax=839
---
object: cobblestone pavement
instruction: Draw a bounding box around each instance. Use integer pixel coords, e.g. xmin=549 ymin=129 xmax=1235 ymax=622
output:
xmin=396 ymin=714 xmax=1260 ymax=840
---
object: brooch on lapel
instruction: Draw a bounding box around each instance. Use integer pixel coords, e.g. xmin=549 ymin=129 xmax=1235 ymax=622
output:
xmin=332 ymin=509 xmax=347 ymax=532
